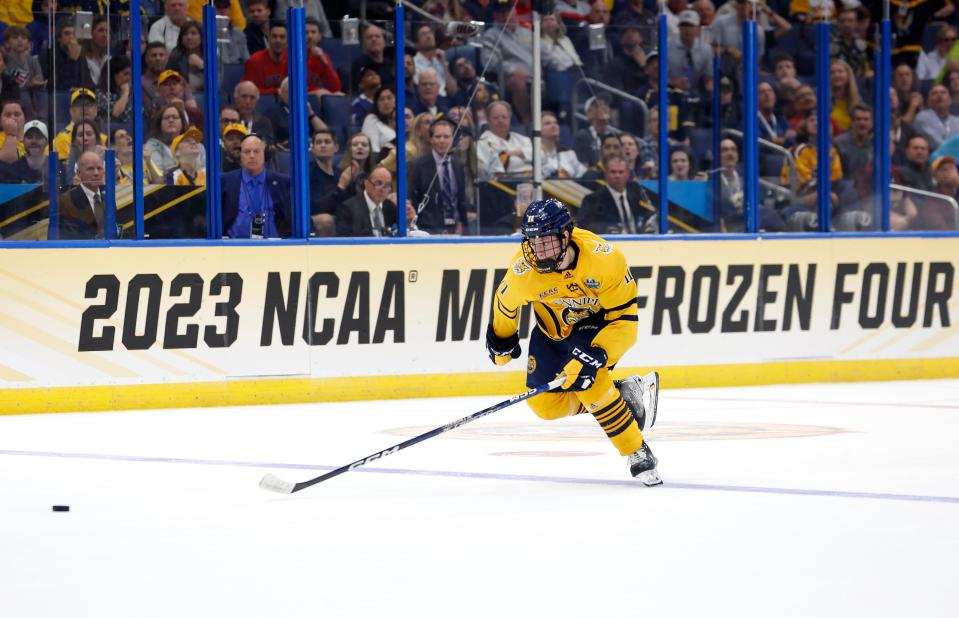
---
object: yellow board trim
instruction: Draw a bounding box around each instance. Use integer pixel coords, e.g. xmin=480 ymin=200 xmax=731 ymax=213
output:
xmin=3 ymin=357 xmax=958 ymax=415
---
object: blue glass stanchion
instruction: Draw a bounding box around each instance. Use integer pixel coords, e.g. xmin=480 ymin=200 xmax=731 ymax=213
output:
xmin=815 ymin=21 xmax=832 ymax=233
xmin=711 ymin=55 xmax=721 ymax=228
xmin=131 ymin=0 xmax=145 ymax=239
xmin=287 ymin=5 xmax=310 ymax=239
xmin=743 ymin=18 xmax=759 ymax=233
xmin=874 ymin=14 xmax=892 ymax=231
xmin=105 ymin=150 xmax=117 ymax=239
xmin=47 ymin=152 xmax=59 ymax=240
xmin=395 ymin=0 xmax=408 ymax=237
xmin=657 ymin=10 xmax=668 ymax=234
xmin=202 ymin=3 xmax=223 ymax=239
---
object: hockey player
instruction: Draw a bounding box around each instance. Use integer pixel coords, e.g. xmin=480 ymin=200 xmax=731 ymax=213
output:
xmin=485 ymin=199 xmax=662 ymax=485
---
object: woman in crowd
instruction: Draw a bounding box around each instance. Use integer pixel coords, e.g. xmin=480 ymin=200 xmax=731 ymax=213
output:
xmin=361 ymin=86 xmax=398 ymax=156
xmin=540 ymin=11 xmax=582 ymax=71
xmin=145 ymin=101 xmax=190 ymax=174
xmin=96 ymin=55 xmax=134 ymax=126
xmin=830 ymin=59 xmax=862 ymax=134
xmin=408 ymin=111 xmax=434 ymax=159
xmin=540 ymin=110 xmax=586 ymax=179
xmin=165 ymin=20 xmax=205 ymax=94
xmin=667 ymin=146 xmax=707 ymax=181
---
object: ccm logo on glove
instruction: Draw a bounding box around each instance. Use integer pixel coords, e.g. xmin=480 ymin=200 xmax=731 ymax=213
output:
xmin=561 ymin=345 xmax=607 ymax=391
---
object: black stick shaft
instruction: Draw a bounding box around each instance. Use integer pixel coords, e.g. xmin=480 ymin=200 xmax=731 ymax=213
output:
xmin=286 ymin=378 xmax=564 ymax=493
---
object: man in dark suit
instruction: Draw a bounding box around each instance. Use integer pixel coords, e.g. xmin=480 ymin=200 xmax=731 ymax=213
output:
xmin=577 ymin=156 xmax=655 ymax=235
xmin=408 ymin=118 xmax=470 ymax=234
xmin=58 ymin=151 xmax=113 ymax=240
xmin=335 ymin=166 xmax=400 ymax=237
xmin=221 ymin=134 xmax=292 ymax=238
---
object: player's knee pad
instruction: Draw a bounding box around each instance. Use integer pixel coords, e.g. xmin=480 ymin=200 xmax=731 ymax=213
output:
xmin=573 ymin=370 xmax=618 ymax=412
xmin=528 ymin=391 xmax=581 ymax=420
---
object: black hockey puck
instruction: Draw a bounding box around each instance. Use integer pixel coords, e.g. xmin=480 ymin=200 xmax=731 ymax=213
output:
xmin=52 ymin=505 xmax=70 ymax=512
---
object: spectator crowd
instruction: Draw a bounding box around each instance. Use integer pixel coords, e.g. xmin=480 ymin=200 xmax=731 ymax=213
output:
xmin=0 ymin=0 xmax=958 ymax=240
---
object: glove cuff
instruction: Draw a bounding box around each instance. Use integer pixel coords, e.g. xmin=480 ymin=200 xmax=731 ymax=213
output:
xmin=486 ymin=323 xmax=519 ymax=355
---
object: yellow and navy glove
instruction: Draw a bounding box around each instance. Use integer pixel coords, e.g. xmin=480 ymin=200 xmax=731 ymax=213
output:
xmin=486 ymin=323 xmax=522 ymax=366
xmin=560 ymin=345 xmax=607 ymax=391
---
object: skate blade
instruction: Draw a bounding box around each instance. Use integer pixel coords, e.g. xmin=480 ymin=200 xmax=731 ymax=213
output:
xmin=640 ymin=371 xmax=659 ymax=429
xmin=636 ymin=468 xmax=663 ymax=487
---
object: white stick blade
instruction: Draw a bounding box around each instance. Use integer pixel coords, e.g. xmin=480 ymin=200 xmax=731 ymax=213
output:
xmin=259 ymin=473 xmax=296 ymax=494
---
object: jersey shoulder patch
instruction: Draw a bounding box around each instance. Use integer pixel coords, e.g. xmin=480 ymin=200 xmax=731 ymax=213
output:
xmin=512 ymin=256 xmax=533 ymax=275
xmin=592 ymin=241 xmax=613 ymax=255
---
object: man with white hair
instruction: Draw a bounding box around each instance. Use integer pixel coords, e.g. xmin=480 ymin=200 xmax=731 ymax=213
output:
xmin=148 ymin=0 xmax=189 ymax=53
xmin=58 ymin=150 xmax=113 ymax=239
xmin=477 ymin=100 xmax=533 ymax=180
xmin=410 ymin=68 xmax=449 ymax=116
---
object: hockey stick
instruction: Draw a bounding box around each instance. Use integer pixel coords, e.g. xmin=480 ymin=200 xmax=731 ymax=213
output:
xmin=259 ymin=377 xmax=566 ymax=494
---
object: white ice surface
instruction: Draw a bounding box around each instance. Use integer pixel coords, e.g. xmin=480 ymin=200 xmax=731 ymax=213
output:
xmin=2 ymin=380 xmax=958 ymax=618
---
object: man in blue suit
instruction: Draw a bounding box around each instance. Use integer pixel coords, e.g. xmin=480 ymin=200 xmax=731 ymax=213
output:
xmin=221 ymin=134 xmax=292 ymax=238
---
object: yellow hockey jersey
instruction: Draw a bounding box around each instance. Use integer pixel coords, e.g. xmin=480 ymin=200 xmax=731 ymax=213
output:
xmin=492 ymin=227 xmax=638 ymax=364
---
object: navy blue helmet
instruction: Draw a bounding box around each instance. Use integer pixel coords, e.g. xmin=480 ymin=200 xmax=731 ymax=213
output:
xmin=521 ymin=199 xmax=573 ymax=239
xmin=520 ymin=199 xmax=574 ymax=273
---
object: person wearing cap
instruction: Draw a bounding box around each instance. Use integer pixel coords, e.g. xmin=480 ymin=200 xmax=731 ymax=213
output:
xmin=52 ymin=88 xmax=106 ymax=161
xmin=149 ymin=0 xmax=190 ymax=54
xmin=0 ymin=119 xmax=50 ymax=184
xmin=641 ymin=52 xmax=696 ymax=145
xmin=167 ymin=127 xmax=206 ymax=186
xmin=157 ymin=69 xmax=202 ymax=127
xmin=666 ymin=9 xmax=714 ymax=98
xmin=350 ymin=68 xmax=382 ymax=127
xmin=221 ymin=121 xmax=248 ymax=173
xmin=573 ymin=95 xmax=619 ymax=168
xmin=221 ymin=134 xmax=292 ymax=238
xmin=918 ymin=155 xmax=959 ymax=230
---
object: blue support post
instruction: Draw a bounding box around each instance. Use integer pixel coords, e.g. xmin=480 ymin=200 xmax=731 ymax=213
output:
xmin=711 ymin=54 xmax=721 ymax=227
xmin=287 ymin=5 xmax=310 ymax=238
xmin=47 ymin=152 xmax=59 ymax=240
xmin=202 ymin=4 xmax=223 ymax=239
xmin=743 ymin=17 xmax=759 ymax=233
xmin=105 ymin=150 xmax=117 ymax=239
xmin=131 ymin=0 xmax=145 ymax=239
xmin=395 ymin=0 xmax=408 ymax=236
xmin=658 ymin=11 xmax=669 ymax=234
xmin=874 ymin=16 xmax=892 ymax=231
xmin=815 ymin=21 xmax=831 ymax=232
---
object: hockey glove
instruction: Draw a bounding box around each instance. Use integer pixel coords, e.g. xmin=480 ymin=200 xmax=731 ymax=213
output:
xmin=560 ymin=345 xmax=607 ymax=391
xmin=486 ymin=323 xmax=522 ymax=366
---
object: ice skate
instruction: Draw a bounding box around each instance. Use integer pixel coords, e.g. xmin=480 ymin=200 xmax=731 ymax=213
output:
xmin=627 ymin=441 xmax=662 ymax=486
xmin=615 ymin=371 xmax=659 ymax=430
